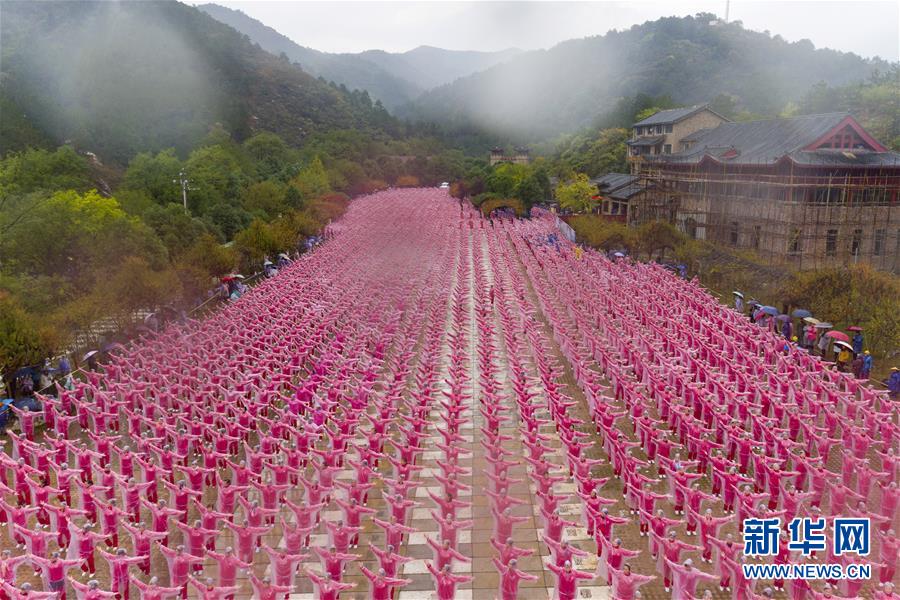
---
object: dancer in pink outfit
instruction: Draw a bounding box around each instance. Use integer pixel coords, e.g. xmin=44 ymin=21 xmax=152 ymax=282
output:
xmin=665 ymin=558 xmax=718 ymax=598
xmin=305 ymin=569 xmax=355 ymax=600
xmin=547 ymin=560 xmax=595 ymax=600
xmin=426 ymin=537 xmax=471 ymax=570
xmin=608 ymin=564 xmax=655 ymax=600
xmin=426 ymin=563 xmax=473 ymax=600
xmin=129 ymin=575 xmax=181 ymax=600
xmin=358 ymin=565 xmax=411 ymax=600
xmin=247 ymin=574 xmax=291 ymax=600
xmin=493 ymin=557 xmax=539 ymax=600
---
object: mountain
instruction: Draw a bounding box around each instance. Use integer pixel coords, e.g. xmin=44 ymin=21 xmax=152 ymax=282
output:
xmin=196 ymin=3 xmax=421 ymax=109
xmin=403 ymin=14 xmax=891 ymax=139
xmin=197 ymin=4 xmax=520 ymax=109
xmin=358 ymin=46 xmax=523 ymax=91
xmin=0 ymin=1 xmax=392 ymax=162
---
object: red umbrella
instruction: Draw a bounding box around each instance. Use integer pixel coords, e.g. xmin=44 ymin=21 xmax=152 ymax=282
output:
xmin=847 ymin=326 xmax=863 ymax=332
xmin=825 ymin=330 xmax=850 ymax=342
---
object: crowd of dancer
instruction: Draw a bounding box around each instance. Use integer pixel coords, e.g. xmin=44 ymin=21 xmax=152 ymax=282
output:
xmin=0 ymin=189 xmax=895 ymax=600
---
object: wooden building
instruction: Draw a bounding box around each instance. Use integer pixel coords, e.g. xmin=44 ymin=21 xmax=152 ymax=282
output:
xmin=635 ymin=112 xmax=900 ymax=272
xmin=627 ymin=104 xmax=729 ymax=172
xmin=591 ymin=173 xmax=648 ymax=225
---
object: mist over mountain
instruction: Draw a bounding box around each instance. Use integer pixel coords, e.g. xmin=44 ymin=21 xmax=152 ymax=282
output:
xmin=401 ymin=14 xmax=891 ymax=139
xmin=357 ymin=46 xmax=523 ymax=91
xmin=0 ymin=1 xmax=393 ymax=163
xmin=197 ymin=3 xmax=520 ymax=110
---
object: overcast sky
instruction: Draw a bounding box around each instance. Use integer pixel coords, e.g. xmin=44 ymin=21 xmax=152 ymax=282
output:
xmin=207 ymin=1 xmax=899 ymax=61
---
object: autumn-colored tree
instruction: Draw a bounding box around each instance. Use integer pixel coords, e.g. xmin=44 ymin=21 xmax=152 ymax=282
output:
xmin=183 ymin=234 xmax=236 ymax=277
xmin=556 ymin=174 xmax=598 ymax=213
xmin=0 ymin=294 xmax=59 ymax=389
xmin=395 ymin=175 xmax=420 ymax=187
xmin=633 ymin=220 xmax=685 ymax=260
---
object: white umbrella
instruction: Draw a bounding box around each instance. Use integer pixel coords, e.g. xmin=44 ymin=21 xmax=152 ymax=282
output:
xmin=732 ymin=291 xmax=744 ymax=298
xmin=82 ymin=350 xmax=99 ymax=362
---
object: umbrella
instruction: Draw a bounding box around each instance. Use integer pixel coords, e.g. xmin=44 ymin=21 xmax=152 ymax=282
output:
xmin=803 ymin=317 xmax=820 ymax=325
xmin=759 ymin=306 xmax=779 ymax=316
xmin=104 ymin=342 xmax=127 ymax=354
xmin=833 ymin=340 xmax=853 ymax=351
xmin=792 ymin=309 xmax=812 ymax=318
xmin=776 ymin=314 xmax=791 ymax=322
xmin=847 ymin=326 xmax=863 ymax=332
xmin=82 ymin=350 xmax=99 ymax=362
xmin=264 ymin=260 xmax=273 ymax=266
xmin=732 ymin=291 xmax=744 ymax=298
xmin=825 ymin=330 xmax=850 ymax=342
xmin=613 ymin=252 xmax=625 ymax=258
xmin=143 ymin=312 xmax=156 ymax=323
xmin=815 ymin=322 xmax=833 ymax=329
xmin=278 ymin=253 xmax=290 ymax=259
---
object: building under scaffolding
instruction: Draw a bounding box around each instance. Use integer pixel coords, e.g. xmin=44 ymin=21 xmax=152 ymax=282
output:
xmin=634 ymin=112 xmax=900 ymax=273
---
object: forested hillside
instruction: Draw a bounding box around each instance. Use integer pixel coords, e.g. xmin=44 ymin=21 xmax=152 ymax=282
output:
xmin=404 ymin=13 xmax=890 ymax=138
xmin=0 ymin=1 xmax=392 ymax=163
xmin=198 ymin=4 xmax=521 ymax=110
xmin=197 ymin=3 xmax=421 ymax=110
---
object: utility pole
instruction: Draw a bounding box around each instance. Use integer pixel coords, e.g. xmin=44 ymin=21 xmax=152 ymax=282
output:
xmin=725 ymin=0 xmax=730 ymax=22
xmin=174 ymin=170 xmax=190 ymax=212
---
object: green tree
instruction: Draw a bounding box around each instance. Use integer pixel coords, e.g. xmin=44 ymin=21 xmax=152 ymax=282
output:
xmin=121 ymin=149 xmax=182 ymax=204
xmin=556 ymin=174 xmax=598 ymax=213
xmin=243 ymin=132 xmax=294 ymax=180
xmin=1 ymin=190 xmax=166 ymax=286
xmin=233 ymin=219 xmax=281 ymax=271
xmin=184 ymin=145 xmax=246 ymax=214
xmin=291 ymin=156 xmax=330 ymax=200
xmin=241 ymin=180 xmax=288 ymax=219
xmin=203 ymin=203 xmax=253 ymax=241
xmin=0 ymin=146 xmax=90 ymax=196
xmin=143 ymin=203 xmax=209 ymax=258
xmin=583 ymin=129 xmax=628 ymax=176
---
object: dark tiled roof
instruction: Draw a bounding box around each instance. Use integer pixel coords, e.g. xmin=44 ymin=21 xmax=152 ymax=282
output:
xmin=633 ymin=104 xmax=722 ymax=126
xmin=592 ymin=173 xmax=637 ymax=191
xmin=609 ymin=182 xmax=647 ymax=200
xmin=590 ymin=173 xmax=647 ymax=201
xmin=649 ymin=112 xmax=900 ymax=167
xmin=626 ymin=135 xmax=665 ymax=147
xmin=793 ymin=149 xmax=900 ymax=167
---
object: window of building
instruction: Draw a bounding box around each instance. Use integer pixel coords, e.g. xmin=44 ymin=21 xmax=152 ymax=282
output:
xmin=788 ymin=228 xmax=801 ymax=255
xmin=874 ymin=229 xmax=885 ymax=256
xmin=664 ymin=144 xmax=672 ymax=154
xmin=826 ymin=229 xmax=838 ymax=256
xmin=665 ymin=124 xmax=673 ymax=133
xmin=729 ymin=221 xmax=739 ymax=246
xmin=685 ymin=218 xmax=698 ymax=239
xmin=851 ymin=229 xmax=862 ymax=257
xmin=752 ymin=225 xmax=761 ymax=250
